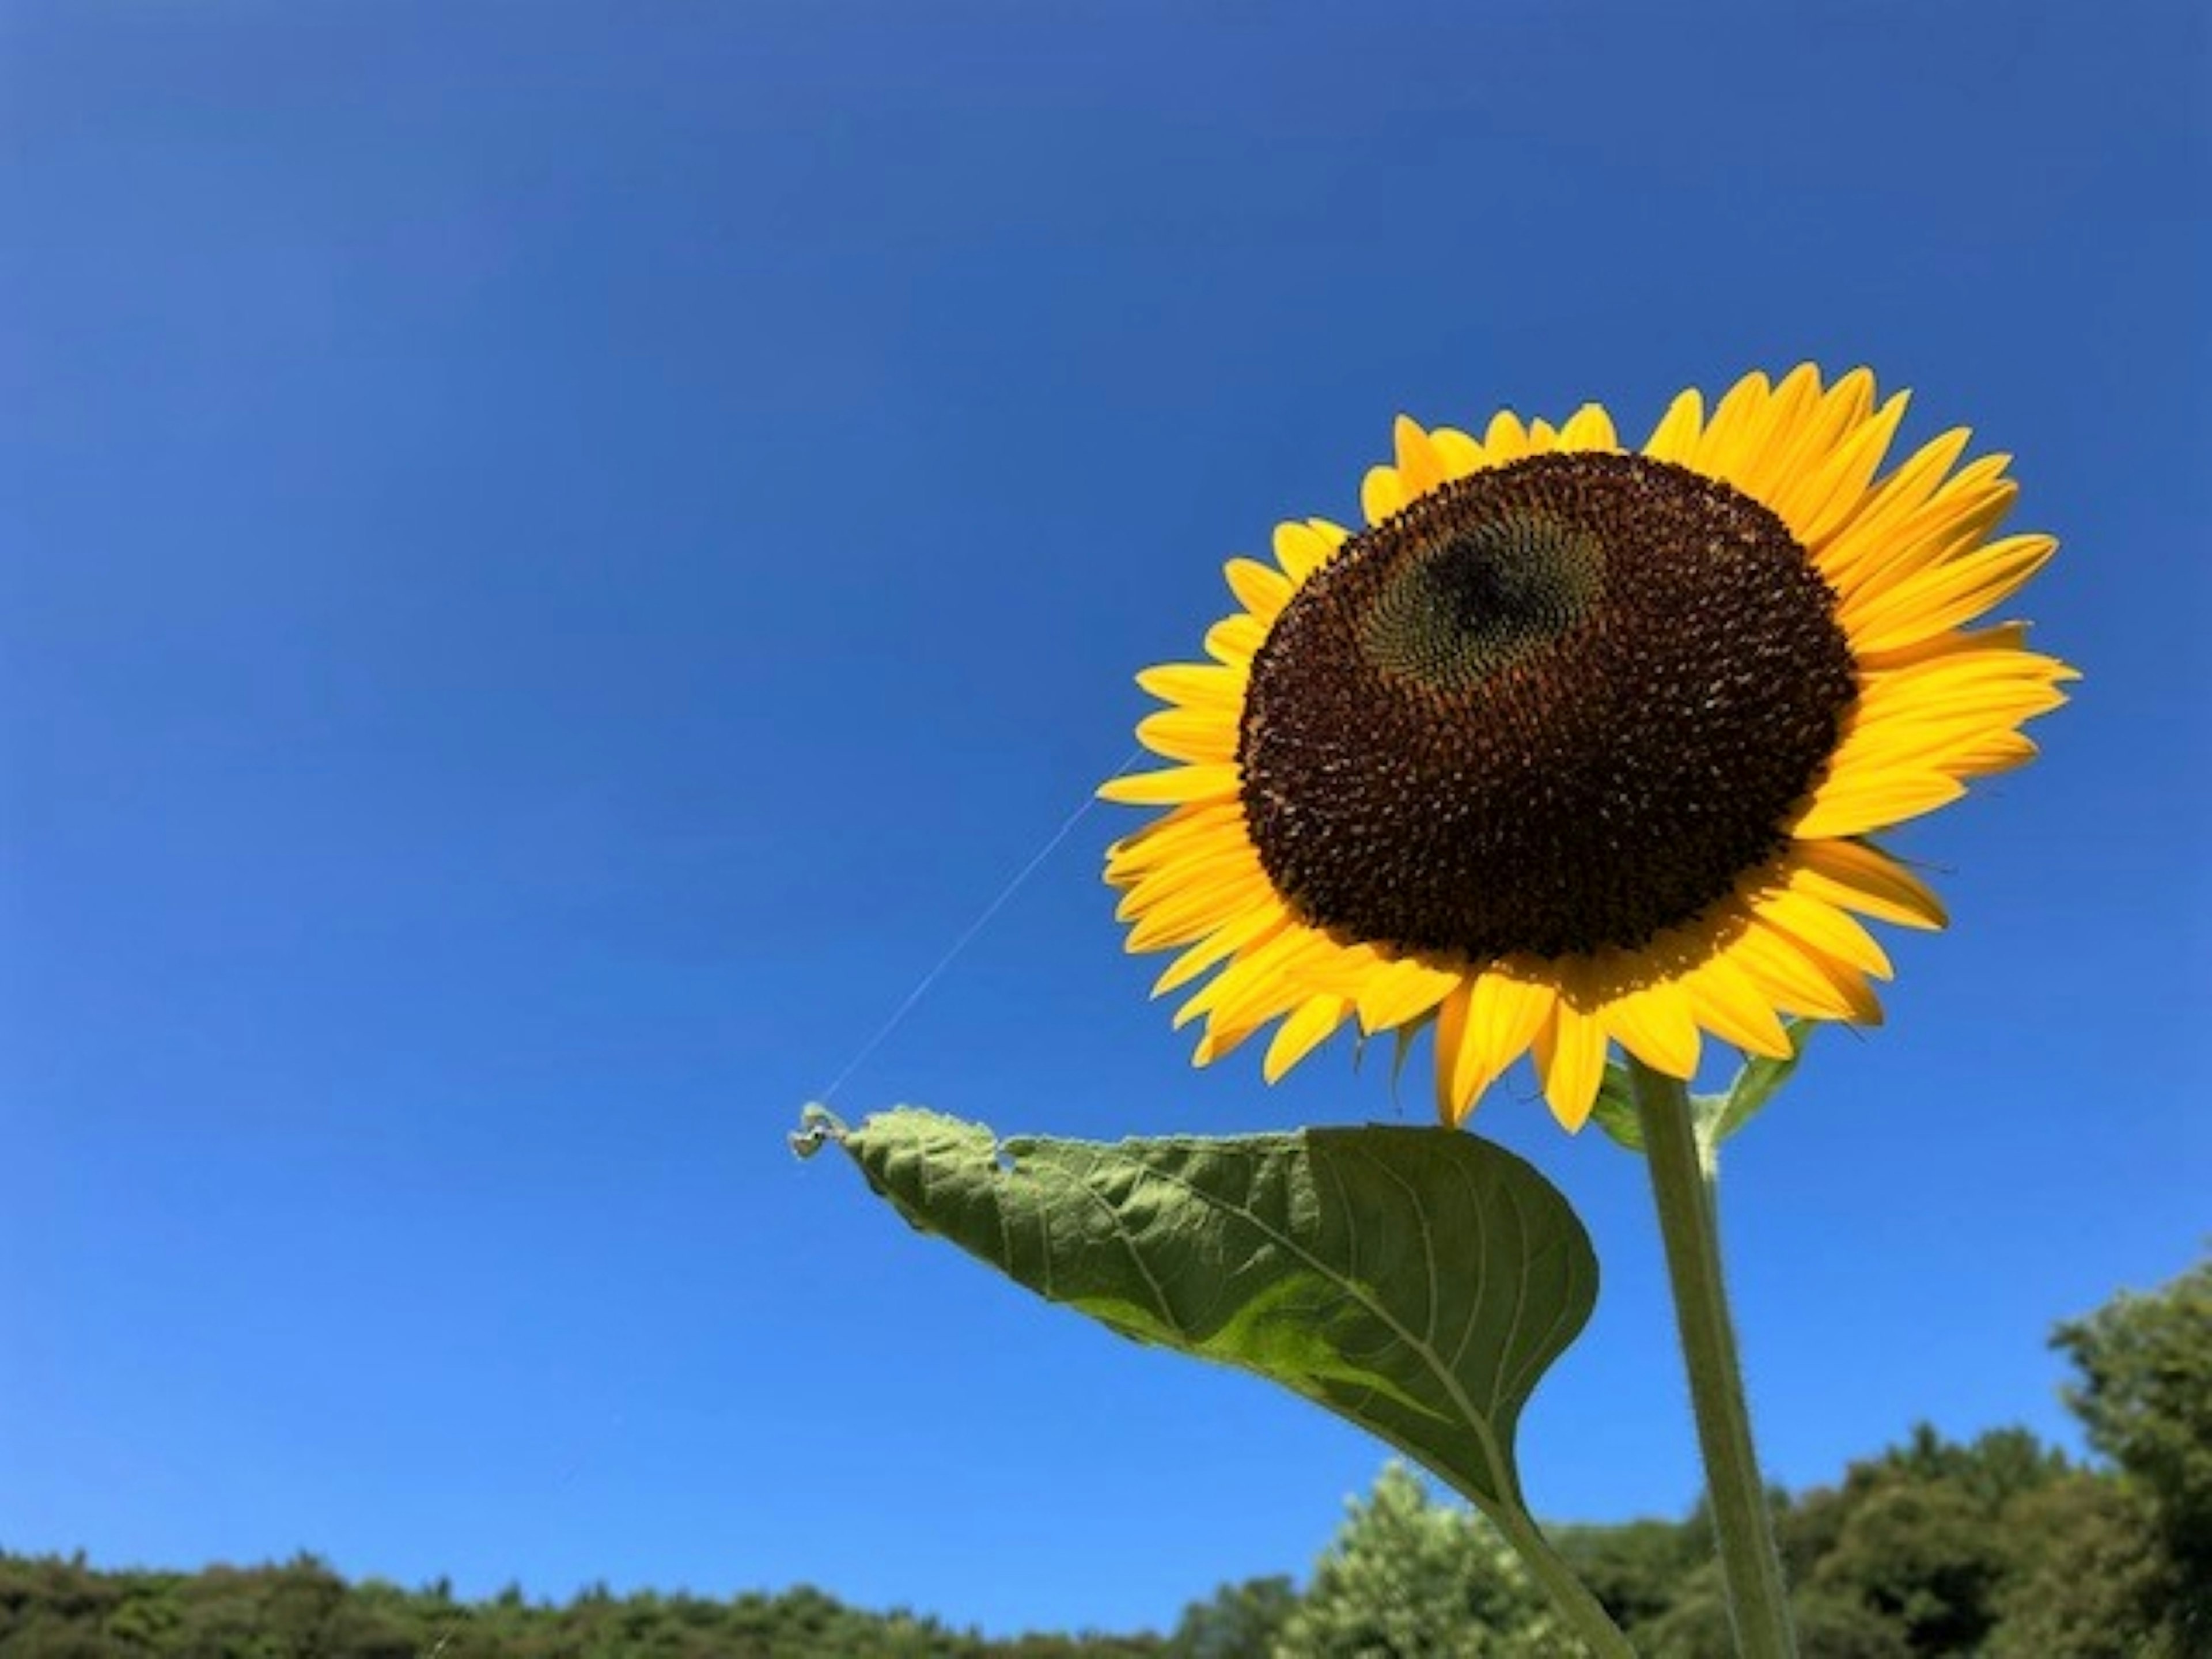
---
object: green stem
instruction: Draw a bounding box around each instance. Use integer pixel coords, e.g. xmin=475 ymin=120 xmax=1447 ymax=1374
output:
xmin=1629 ymin=1056 xmax=1797 ymax=1659
xmin=1484 ymin=1498 xmax=1638 ymax=1659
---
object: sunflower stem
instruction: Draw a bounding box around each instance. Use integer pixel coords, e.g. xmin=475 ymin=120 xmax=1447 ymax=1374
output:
xmin=1481 ymin=1497 xmax=1638 ymax=1658
xmin=1630 ymin=1056 xmax=1798 ymax=1659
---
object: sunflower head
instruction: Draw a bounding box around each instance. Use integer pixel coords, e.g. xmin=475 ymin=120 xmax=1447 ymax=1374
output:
xmin=1103 ymin=368 xmax=2073 ymax=1131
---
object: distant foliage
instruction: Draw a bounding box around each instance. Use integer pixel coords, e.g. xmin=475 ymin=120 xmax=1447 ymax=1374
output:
xmin=1218 ymin=1250 xmax=2207 ymax=1657
xmin=6 ymin=1251 xmax=2203 ymax=1658
xmin=1232 ymin=1425 xmax=2111 ymax=1657
xmin=2054 ymin=1253 xmax=2212 ymax=1657
xmin=0 ymin=1558 xmax=1163 ymax=1659
xmin=1162 ymin=1577 xmax=1298 ymax=1659
xmin=1272 ymin=1416 xmax=2172 ymax=1658
xmin=1270 ymin=1464 xmax=1561 ymax=1657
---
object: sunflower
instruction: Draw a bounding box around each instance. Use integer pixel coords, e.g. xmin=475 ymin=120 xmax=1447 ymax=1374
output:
xmin=1101 ymin=366 xmax=2073 ymax=1131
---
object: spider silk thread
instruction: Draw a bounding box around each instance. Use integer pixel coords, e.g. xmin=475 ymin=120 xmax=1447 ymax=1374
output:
xmin=811 ymin=749 xmax=1145 ymax=1105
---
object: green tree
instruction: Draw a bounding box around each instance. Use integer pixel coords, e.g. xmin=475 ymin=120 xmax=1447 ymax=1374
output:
xmin=1984 ymin=1470 xmax=2166 ymax=1659
xmin=1163 ymin=1575 xmax=1297 ymax=1658
xmin=1552 ymin=1519 xmax=1701 ymax=1639
xmin=1273 ymin=1464 xmax=1561 ymax=1657
xmin=1787 ymin=1591 xmax=1915 ymax=1659
xmin=1765 ymin=1424 xmax=2080 ymax=1658
xmin=2053 ymin=1252 xmax=2212 ymax=1656
xmin=1876 ymin=1423 xmax=2071 ymax=1513
xmin=1807 ymin=1476 xmax=2005 ymax=1655
xmin=1628 ymin=1556 xmax=1918 ymax=1659
xmin=1633 ymin=1559 xmax=1730 ymax=1659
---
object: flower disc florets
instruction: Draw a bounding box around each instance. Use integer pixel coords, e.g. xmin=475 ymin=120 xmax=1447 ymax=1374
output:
xmin=1239 ymin=452 xmax=1857 ymax=961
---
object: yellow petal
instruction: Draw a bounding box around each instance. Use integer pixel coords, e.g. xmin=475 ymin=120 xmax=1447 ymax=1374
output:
xmin=1680 ymin=946 xmax=1795 ymax=1058
xmin=1558 ymin=403 xmax=1619 ymax=452
xmin=1831 ymin=459 xmax=2017 ymax=605
xmin=1122 ymin=828 xmax=1258 ymax=900
xmin=1223 ymin=556 xmax=1293 ymax=622
xmin=1752 ymin=886 xmax=1894 ymax=979
xmin=1204 ymin=614 xmax=1266 ymax=665
xmin=1271 ymin=521 xmax=1334 ymax=582
xmin=1105 ymin=800 xmax=1243 ymax=878
xmin=1755 ymin=369 xmax=1876 ymax=531
xmin=1135 ymin=661 xmax=1244 ymax=710
xmin=1791 ymin=768 xmax=1967 ymax=839
xmin=1263 ymin=995 xmax=1350 ymax=1082
xmin=1153 ymin=908 xmax=1287 ymax=997
xmin=1598 ymin=975 xmax=1702 ymax=1078
xmin=1122 ymin=867 xmax=1274 ymax=950
xmin=1353 ymin=957 xmax=1460 ymax=1035
xmin=1431 ymin=986 xmax=1474 ymax=1123
xmin=1430 ymin=427 xmax=1486 ymax=478
xmin=1691 ymin=372 xmax=1772 ymax=486
xmin=1447 ymin=968 xmax=1554 ymax=1119
xmin=1845 ymin=534 xmax=2060 ymax=656
xmin=1098 ymin=763 xmax=1241 ymax=806
xmin=1793 ymin=840 xmax=1948 ymax=931
xmin=1790 ymin=390 xmax=1912 ymax=548
xmin=1533 ymin=995 xmax=1609 ymax=1132
xmin=1173 ymin=922 xmax=1312 ymax=1021
xmin=1731 ymin=918 xmax=1883 ymax=1022
xmin=1842 ymin=675 xmax=2070 ymax=782
xmin=1114 ymin=836 xmax=1262 ymax=912
xmin=1393 ymin=416 xmax=1446 ymax=497
xmin=1362 ymin=465 xmax=1405 ymax=526
xmin=1189 ymin=929 xmax=1340 ymax=1032
xmin=1192 ymin=1011 xmax=1266 ymax=1067
xmin=1815 ymin=426 xmax=1974 ymax=583
xmin=1135 ymin=706 xmax=1236 ymax=764
xmin=1857 ymin=645 xmax=2075 ymax=710
xmin=1643 ymin=388 xmax=1706 ymax=464
xmin=1816 ymin=368 xmax=1877 ymax=432
xmin=1942 ymin=731 xmax=2040 ymax=775
xmin=1728 ymin=363 xmax=1824 ymax=501
xmin=1855 ymin=619 xmax=2034 ymax=672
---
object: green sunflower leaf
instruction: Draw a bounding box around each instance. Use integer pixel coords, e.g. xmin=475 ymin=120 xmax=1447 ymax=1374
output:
xmin=1588 ymin=1062 xmax=1644 ymax=1152
xmin=1592 ymin=1020 xmax=1817 ymax=1158
xmin=821 ymin=1107 xmax=1598 ymax=1516
xmin=1698 ymin=1018 xmax=1815 ymax=1150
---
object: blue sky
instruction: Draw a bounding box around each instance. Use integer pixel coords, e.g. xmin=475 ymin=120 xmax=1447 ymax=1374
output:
xmin=3 ymin=0 xmax=2206 ymax=1639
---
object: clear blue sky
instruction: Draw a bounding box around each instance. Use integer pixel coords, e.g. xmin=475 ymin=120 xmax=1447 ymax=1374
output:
xmin=3 ymin=0 xmax=2206 ymax=1639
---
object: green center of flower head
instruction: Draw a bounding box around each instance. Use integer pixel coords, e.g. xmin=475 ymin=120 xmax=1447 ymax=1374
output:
xmin=1238 ymin=452 xmax=1857 ymax=962
xmin=1357 ymin=506 xmax=1608 ymax=692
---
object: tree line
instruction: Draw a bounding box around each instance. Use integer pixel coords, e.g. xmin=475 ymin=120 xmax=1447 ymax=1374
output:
xmin=5 ymin=1252 xmax=2203 ymax=1658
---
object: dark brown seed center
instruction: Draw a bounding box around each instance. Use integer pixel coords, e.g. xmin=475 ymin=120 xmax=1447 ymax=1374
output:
xmin=1237 ymin=450 xmax=1857 ymax=963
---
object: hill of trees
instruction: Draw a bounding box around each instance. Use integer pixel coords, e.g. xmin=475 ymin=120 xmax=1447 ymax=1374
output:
xmin=5 ymin=1253 xmax=2203 ymax=1658
xmin=0 ymin=1558 xmax=1161 ymax=1659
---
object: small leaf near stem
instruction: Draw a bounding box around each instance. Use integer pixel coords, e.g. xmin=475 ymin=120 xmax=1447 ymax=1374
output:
xmin=1593 ymin=1021 xmax=1814 ymax=1164
xmin=1589 ymin=1065 xmax=1645 ymax=1152
xmin=1630 ymin=1057 xmax=1799 ymax=1659
xmin=1698 ymin=1021 xmax=1813 ymax=1157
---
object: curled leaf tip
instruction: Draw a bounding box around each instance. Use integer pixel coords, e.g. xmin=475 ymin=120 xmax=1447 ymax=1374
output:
xmin=789 ymin=1103 xmax=850 ymax=1160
